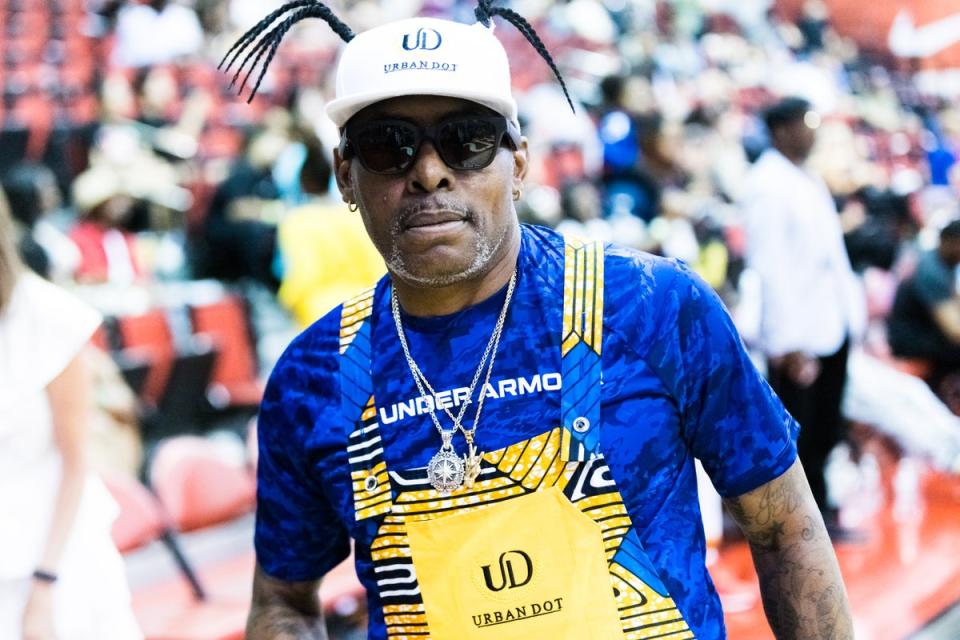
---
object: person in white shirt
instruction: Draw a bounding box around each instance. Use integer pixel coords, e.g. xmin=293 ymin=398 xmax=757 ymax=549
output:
xmin=741 ymin=97 xmax=865 ymax=536
xmin=112 ymin=0 xmax=204 ymax=68
xmin=0 ymin=188 xmax=141 ymax=639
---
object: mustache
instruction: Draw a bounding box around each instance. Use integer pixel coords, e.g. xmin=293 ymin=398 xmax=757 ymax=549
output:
xmin=395 ymin=199 xmax=474 ymax=228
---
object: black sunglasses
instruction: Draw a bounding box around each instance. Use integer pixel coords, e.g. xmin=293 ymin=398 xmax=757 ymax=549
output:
xmin=340 ymin=115 xmax=521 ymax=175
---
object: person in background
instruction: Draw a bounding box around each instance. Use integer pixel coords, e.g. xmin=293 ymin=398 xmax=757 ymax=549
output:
xmin=1 ymin=163 xmax=81 ymax=282
xmin=0 ymin=192 xmax=141 ymax=639
xmin=112 ymin=0 xmax=204 ymax=68
xmin=195 ymin=118 xmax=290 ymax=289
xmin=740 ymin=96 xmax=865 ymax=538
xmin=276 ymin=136 xmax=384 ymax=326
xmin=69 ymin=166 xmax=142 ymax=285
xmin=597 ymin=74 xmax=662 ymax=220
xmin=597 ymin=74 xmax=639 ymax=178
xmin=633 ymin=113 xmax=690 ymax=220
xmin=887 ymin=220 xmax=960 ymax=391
xmin=85 ymin=344 xmax=144 ymax=478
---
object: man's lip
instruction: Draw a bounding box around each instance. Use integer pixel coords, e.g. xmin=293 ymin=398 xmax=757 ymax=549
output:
xmin=401 ymin=210 xmax=468 ymax=230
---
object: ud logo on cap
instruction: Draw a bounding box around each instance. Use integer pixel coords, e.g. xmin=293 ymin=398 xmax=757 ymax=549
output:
xmin=402 ymin=27 xmax=442 ymax=51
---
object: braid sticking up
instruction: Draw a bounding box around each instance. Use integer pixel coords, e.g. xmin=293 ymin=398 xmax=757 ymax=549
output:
xmin=219 ymin=0 xmax=354 ymax=102
xmin=475 ymin=0 xmax=575 ymax=113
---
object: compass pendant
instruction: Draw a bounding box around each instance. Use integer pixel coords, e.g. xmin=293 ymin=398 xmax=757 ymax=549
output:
xmin=427 ymin=433 xmax=464 ymax=496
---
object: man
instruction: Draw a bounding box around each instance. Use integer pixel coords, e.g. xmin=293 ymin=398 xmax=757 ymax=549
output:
xmin=240 ymin=6 xmax=853 ymax=639
xmin=740 ymin=97 xmax=864 ymax=537
xmin=888 ymin=220 xmax=960 ymax=388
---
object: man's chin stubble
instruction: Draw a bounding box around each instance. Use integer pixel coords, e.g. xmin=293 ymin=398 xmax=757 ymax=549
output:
xmin=386 ymin=227 xmax=506 ymax=289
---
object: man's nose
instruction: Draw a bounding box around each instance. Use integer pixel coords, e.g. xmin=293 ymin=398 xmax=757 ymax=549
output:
xmin=407 ymin=139 xmax=453 ymax=193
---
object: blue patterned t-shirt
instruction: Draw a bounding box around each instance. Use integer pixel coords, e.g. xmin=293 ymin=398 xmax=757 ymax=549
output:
xmin=255 ymin=224 xmax=799 ymax=639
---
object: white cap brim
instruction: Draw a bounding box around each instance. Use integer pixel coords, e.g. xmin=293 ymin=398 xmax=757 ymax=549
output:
xmin=325 ymin=18 xmax=519 ymax=128
xmin=327 ymin=86 xmax=518 ymax=129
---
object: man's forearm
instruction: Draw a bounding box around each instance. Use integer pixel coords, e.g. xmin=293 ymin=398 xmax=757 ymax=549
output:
xmin=748 ymin=517 xmax=851 ymax=639
xmin=247 ymin=565 xmax=328 ymax=640
xmin=247 ymin=603 xmax=328 ymax=640
xmin=725 ymin=461 xmax=854 ymax=639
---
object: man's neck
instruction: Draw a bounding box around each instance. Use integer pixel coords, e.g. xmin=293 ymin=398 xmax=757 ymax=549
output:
xmin=773 ymin=146 xmax=807 ymax=167
xmin=391 ymin=234 xmax=521 ymax=317
xmin=937 ymin=246 xmax=957 ymax=269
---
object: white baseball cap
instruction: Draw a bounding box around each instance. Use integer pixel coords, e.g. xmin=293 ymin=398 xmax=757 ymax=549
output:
xmin=325 ymin=17 xmax=519 ymax=129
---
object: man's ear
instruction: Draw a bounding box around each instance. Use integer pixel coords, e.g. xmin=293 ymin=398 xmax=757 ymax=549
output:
xmin=512 ymin=137 xmax=529 ymax=191
xmin=333 ymin=147 xmax=354 ymax=205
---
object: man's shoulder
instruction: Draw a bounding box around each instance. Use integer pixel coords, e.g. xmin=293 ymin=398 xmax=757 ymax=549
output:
xmin=913 ymin=250 xmax=954 ymax=295
xmin=526 ymin=224 xmax=676 ymax=280
xmin=528 ymin=226 xmax=685 ymax=300
xmin=603 ymin=245 xmax=704 ymax=339
xmin=267 ymin=292 xmax=370 ymax=395
xmin=295 ymin=302 xmax=347 ymax=350
xmin=742 ymin=150 xmax=791 ymax=194
xmin=916 ymin=249 xmax=950 ymax=277
xmin=604 ymin=243 xmax=686 ymax=292
xmin=521 ymin=224 xmax=566 ymax=259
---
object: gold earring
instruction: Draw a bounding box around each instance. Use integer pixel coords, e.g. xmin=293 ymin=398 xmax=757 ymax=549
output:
xmin=348 ymin=202 xmax=359 ymax=213
xmin=513 ymin=189 xmax=522 ymax=202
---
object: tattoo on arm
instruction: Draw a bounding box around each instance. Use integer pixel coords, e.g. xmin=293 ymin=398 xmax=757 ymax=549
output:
xmin=723 ymin=459 xmax=853 ymax=640
xmin=247 ymin=564 xmax=328 ymax=640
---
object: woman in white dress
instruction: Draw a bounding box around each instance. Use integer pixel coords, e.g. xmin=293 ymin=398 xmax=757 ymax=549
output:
xmin=0 ymin=194 xmax=141 ymax=638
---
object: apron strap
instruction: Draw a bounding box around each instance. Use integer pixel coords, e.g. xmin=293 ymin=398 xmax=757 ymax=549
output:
xmin=340 ymin=286 xmax=394 ymax=521
xmin=560 ymin=236 xmax=605 ymax=461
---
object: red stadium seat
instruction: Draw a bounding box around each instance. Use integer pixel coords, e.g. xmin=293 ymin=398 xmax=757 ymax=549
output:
xmin=4 ymin=11 xmax=49 ymax=39
xmin=149 ymin=436 xmax=256 ymax=533
xmin=65 ymin=94 xmax=99 ymax=124
xmin=197 ymin=126 xmax=243 ymax=159
xmin=103 ymin=471 xmax=168 ymax=554
xmin=63 ymin=36 xmax=96 ymax=60
xmin=6 ymin=34 xmax=48 ymax=60
xmin=102 ymin=472 xmax=250 ymax=639
xmin=101 ymin=471 xmax=206 ymax=600
xmin=90 ymin=324 xmax=110 ymax=351
xmin=59 ymin=59 xmax=95 ymax=87
xmin=190 ymin=296 xmax=263 ymax=410
xmin=9 ymin=94 xmax=54 ymax=160
xmin=116 ymin=309 xmax=176 ymax=407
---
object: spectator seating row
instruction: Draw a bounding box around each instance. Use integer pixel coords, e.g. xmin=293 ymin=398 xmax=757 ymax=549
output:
xmin=104 ymin=430 xmax=366 ymax=640
xmin=104 ymin=434 xmax=256 ymax=640
xmin=99 ymin=293 xmax=263 ymax=442
xmin=861 ymin=265 xmax=936 ymax=380
xmin=0 ymin=1 xmax=102 ymax=174
xmin=1 ymin=0 xmax=102 ymax=123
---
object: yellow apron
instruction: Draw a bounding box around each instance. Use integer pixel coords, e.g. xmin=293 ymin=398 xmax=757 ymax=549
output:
xmin=407 ymin=487 xmax=622 ymax=639
xmin=338 ymin=238 xmax=695 ymax=639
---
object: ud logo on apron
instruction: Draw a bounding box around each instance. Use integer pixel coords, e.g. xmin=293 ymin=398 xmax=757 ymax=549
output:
xmin=407 ymin=487 xmax=622 ymax=638
xmin=339 ymin=238 xmax=695 ymax=639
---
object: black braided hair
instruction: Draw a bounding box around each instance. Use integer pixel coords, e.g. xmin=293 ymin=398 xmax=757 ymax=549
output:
xmin=475 ymin=0 xmax=575 ymax=113
xmin=220 ymin=0 xmax=354 ymax=102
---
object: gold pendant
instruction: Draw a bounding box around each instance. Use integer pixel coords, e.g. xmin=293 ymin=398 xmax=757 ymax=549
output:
xmin=463 ymin=442 xmax=483 ymax=487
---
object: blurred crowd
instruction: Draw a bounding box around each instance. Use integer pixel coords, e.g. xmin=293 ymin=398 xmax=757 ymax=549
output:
xmin=4 ymin=0 xmax=960 ymax=493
